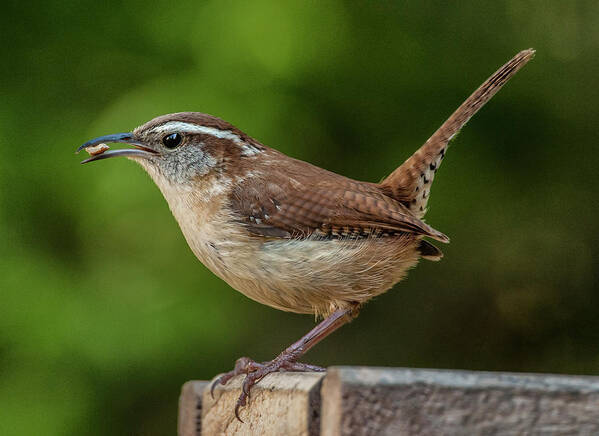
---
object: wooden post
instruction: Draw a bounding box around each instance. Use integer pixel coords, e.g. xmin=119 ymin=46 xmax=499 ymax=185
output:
xmin=178 ymin=381 xmax=209 ymax=436
xmin=179 ymin=367 xmax=599 ymax=435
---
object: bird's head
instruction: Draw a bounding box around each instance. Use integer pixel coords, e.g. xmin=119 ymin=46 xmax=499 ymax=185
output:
xmin=77 ymin=112 xmax=265 ymax=190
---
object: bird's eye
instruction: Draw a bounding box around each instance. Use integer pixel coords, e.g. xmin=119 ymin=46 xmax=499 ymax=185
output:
xmin=163 ymin=133 xmax=182 ymax=149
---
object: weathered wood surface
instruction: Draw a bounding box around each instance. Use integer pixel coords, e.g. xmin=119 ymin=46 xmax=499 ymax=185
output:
xmin=178 ymin=381 xmax=208 ymax=436
xmin=322 ymin=367 xmax=599 ymax=436
xmin=179 ymin=367 xmax=599 ymax=436
xmin=198 ymin=372 xmax=323 ymax=435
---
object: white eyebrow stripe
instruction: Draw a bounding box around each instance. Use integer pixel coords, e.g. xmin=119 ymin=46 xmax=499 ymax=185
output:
xmin=240 ymin=144 xmax=261 ymax=156
xmin=150 ymin=121 xmax=245 ymax=144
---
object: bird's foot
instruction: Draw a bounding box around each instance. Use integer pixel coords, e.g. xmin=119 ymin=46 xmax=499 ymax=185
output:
xmin=210 ymin=353 xmax=325 ymax=421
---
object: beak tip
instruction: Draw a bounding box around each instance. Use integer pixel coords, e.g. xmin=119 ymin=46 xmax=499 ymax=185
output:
xmin=76 ymin=132 xmax=134 ymax=155
xmin=76 ymin=143 xmax=90 ymax=154
xmin=76 ymin=132 xmax=152 ymax=164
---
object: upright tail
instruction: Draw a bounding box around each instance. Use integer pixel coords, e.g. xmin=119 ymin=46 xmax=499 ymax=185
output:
xmin=381 ymin=49 xmax=535 ymax=218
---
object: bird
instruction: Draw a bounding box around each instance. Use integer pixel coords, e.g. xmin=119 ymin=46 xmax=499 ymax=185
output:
xmin=77 ymin=49 xmax=534 ymax=420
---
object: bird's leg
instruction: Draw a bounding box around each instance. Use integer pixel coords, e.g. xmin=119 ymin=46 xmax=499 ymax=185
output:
xmin=211 ymin=305 xmax=359 ymax=421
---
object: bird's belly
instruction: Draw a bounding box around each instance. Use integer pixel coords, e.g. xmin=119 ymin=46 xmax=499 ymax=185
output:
xmin=192 ymin=229 xmax=421 ymax=317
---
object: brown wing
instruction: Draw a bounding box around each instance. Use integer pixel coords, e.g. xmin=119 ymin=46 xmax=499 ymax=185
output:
xmin=381 ymin=49 xmax=535 ymax=218
xmin=229 ymin=163 xmax=449 ymax=243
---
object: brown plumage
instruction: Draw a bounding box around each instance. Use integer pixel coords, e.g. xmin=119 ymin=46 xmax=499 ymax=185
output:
xmin=382 ymin=49 xmax=535 ymax=217
xmin=230 ymin=160 xmax=449 ymax=242
xmin=78 ymin=49 xmax=535 ymax=419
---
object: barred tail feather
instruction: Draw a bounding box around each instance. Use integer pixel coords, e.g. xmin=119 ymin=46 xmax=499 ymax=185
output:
xmin=381 ymin=49 xmax=535 ymax=218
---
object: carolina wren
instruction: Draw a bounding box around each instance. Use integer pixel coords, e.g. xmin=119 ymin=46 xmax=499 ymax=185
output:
xmin=77 ymin=49 xmax=534 ymax=419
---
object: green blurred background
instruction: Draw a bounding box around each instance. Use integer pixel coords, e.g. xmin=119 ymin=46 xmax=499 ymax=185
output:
xmin=2 ymin=1 xmax=598 ymax=434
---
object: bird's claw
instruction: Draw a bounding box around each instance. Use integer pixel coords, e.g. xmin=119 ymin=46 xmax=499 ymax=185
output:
xmin=211 ymin=354 xmax=325 ymax=422
xmin=210 ymin=356 xmax=263 ymax=399
xmin=234 ymin=398 xmax=246 ymax=422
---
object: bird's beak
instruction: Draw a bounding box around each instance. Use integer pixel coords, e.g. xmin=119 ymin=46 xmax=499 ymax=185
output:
xmin=76 ymin=132 xmax=157 ymax=164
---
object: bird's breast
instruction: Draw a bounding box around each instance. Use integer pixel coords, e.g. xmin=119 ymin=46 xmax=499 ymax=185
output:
xmin=160 ymin=185 xmax=421 ymax=317
xmin=176 ymin=209 xmax=421 ymax=316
